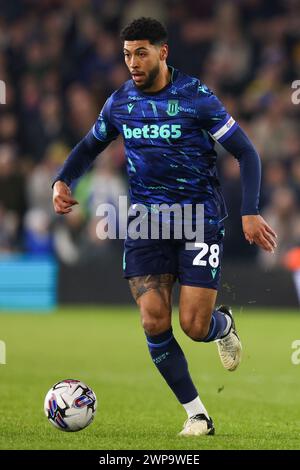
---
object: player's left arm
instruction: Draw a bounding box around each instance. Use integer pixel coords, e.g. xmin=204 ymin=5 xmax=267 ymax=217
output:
xmin=221 ymin=127 xmax=277 ymax=253
xmin=197 ymin=86 xmax=277 ymax=253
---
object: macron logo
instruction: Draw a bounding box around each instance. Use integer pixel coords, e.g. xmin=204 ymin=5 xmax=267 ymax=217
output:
xmin=127 ymin=103 xmax=135 ymax=114
xmin=123 ymin=123 xmax=181 ymax=139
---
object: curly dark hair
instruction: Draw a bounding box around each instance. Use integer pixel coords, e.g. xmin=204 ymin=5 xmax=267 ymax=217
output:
xmin=120 ymin=17 xmax=168 ymax=45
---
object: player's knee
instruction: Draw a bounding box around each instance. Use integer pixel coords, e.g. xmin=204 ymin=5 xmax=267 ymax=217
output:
xmin=180 ymin=315 xmax=210 ymax=341
xmin=141 ymin=306 xmax=171 ymax=336
xmin=142 ymin=316 xmax=171 ymax=336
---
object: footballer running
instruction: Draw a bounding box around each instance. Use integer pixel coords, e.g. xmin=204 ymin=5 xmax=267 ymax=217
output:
xmin=52 ymin=17 xmax=277 ymax=436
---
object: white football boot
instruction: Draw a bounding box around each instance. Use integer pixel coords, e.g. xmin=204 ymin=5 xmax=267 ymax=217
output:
xmin=178 ymin=414 xmax=215 ymax=436
xmin=216 ymin=305 xmax=242 ymax=371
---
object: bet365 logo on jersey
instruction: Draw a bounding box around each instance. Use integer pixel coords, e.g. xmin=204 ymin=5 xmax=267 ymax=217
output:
xmin=123 ymin=124 xmax=181 ymax=139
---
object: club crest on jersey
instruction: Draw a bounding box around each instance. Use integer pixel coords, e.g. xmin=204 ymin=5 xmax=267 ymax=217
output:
xmin=166 ymin=100 xmax=179 ymax=116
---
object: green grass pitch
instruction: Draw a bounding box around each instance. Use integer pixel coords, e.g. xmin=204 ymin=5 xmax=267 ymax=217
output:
xmin=0 ymin=306 xmax=299 ymax=450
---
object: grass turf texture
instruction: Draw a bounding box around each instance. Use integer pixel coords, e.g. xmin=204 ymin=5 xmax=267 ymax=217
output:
xmin=0 ymin=306 xmax=299 ymax=450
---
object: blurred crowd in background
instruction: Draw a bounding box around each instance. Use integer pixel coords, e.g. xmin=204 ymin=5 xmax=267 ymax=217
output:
xmin=0 ymin=0 xmax=300 ymax=270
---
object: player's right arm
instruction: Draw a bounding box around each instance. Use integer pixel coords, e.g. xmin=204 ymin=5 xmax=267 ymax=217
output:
xmin=53 ymin=180 xmax=79 ymax=215
xmin=52 ymin=96 xmax=119 ymax=215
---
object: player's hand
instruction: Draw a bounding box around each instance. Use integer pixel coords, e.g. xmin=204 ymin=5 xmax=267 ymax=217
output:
xmin=242 ymin=214 xmax=277 ymax=253
xmin=53 ymin=181 xmax=78 ymax=215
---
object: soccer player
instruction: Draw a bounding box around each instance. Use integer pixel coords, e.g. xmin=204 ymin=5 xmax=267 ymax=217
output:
xmin=52 ymin=17 xmax=277 ymax=436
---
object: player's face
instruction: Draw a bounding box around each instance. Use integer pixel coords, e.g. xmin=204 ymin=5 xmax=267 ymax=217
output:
xmin=123 ymin=40 xmax=167 ymax=91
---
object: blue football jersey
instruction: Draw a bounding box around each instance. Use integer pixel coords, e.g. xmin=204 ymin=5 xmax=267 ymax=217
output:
xmin=92 ymin=66 xmax=238 ymax=223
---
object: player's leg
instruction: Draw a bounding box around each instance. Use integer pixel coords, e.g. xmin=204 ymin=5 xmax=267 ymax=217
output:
xmin=178 ymin=225 xmax=242 ymax=370
xmin=179 ymin=285 xmax=241 ymax=369
xmin=179 ymin=287 xmax=242 ymax=372
xmin=179 ymin=286 xmax=231 ymax=342
xmin=129 ymin=273 xmax=174 ymax=335
xmin=128 ymin=273 xmax=214 ymax=435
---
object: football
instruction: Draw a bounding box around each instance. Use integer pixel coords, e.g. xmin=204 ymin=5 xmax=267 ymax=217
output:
xmin=44 ymin=379 xmax=97 ymax=432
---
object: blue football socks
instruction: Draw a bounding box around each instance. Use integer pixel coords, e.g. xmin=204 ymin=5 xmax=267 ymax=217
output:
xmin=202 ymin=309 xmax=231 ymax=342
xmin=146 ymin=328 xmax=198 ymax=404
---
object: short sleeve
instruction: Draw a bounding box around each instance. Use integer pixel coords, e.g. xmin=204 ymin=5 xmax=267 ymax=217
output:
xmin=196 ymin=84 xmax=239 ymax=144
xmin=92 ymin=95 xmax=119 ymax=143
